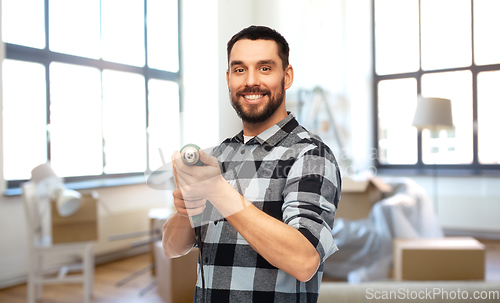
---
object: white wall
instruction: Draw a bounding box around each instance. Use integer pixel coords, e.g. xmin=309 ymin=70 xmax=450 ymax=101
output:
xmin=401 ymin=176 xmax=500 ymax=233
xmin=256 ymin=0 xmax=346 ymax=91
xmin=216 ymin=0 xmax=253 ymax=142
xmin=181 ymin=0 xmax=220 ymax=148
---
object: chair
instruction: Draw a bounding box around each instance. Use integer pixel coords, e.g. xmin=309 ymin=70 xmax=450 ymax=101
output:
xmin=22 ymin=182 xmax=94 ymax=303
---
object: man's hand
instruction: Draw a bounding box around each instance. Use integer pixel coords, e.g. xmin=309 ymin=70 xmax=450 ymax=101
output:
xmin=171 ymin=159 xmax=207 ymax=218
xmin=172 ymin=188 xmax=206 ymax=218
xmin=172 ymin=149 xmax=250 ymax=219
xmin=172 ymin=149 xmax=223 ymax=212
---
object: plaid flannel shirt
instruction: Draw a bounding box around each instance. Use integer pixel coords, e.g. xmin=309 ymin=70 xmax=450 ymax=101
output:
xmin=194 ymin=113 xmax=341 ymax=303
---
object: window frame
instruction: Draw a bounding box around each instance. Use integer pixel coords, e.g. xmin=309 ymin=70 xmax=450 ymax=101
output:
xmin=4 ymin=0 xmax=182 ymax=193
xmin=372 ymin=0 xmax=500 ymax=176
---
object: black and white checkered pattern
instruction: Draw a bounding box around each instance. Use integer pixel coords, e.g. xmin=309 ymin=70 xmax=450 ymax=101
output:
xmin=194 ymin=113 xmax=341 ymax=303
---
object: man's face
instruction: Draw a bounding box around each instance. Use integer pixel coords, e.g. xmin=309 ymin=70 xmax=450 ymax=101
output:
xmin=227 ymin=39 xmax=292 ymax=124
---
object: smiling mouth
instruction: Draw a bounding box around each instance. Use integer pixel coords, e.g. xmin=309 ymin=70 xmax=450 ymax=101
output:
xmin=243 ymin=94 xmax=265 ymax=100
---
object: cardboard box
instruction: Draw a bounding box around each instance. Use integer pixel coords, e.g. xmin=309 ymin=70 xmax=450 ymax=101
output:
xmin=154 ymin=242 xmax=198 ymax=303
xmin=336 ymin=177 xmax=392 ymax=220
xmin=393 ymin=237 xmax=485 ymax=281
xmin=149 ymin=208 xmax=173 ymax=275
xmin=51 ymin=191 xmax=98 ymax=244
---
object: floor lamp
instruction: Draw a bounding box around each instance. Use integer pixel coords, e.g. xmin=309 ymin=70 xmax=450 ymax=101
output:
xmin=412 ymin=96 xmax=454 ymax=214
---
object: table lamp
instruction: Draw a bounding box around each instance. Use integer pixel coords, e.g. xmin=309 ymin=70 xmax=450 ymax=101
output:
xmin=412 ymin=96 xmax=454 ymax=214
xmin=31 ymin=163 xmax=82 ymax=217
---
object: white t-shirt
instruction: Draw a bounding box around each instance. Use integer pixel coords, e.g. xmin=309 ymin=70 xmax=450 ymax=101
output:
xmin=243 ymin=135 xmax=254 ymax=144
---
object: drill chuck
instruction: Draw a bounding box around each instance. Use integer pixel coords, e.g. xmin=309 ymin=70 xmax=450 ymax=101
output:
xmin=180 ymin=144 xmax=204 ymax=166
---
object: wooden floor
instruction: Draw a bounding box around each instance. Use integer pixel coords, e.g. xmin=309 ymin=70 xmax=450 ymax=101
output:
xmin=0 ymin=253 xmax=163 ymax=303
xmin=1 ymin=239 xmax=500 ymax=303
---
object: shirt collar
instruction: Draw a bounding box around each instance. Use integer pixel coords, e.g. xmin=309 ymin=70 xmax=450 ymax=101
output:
xmin=232 ymin=112 xmax=299 ymax=147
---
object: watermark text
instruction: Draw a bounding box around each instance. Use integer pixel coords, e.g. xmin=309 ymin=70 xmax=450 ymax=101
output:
xmin=366 ymin=287 xmax=500 ymax=300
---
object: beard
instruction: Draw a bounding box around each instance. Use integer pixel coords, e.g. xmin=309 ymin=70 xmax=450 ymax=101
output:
xmin=229 ymin=78 xmax=285 ymax=124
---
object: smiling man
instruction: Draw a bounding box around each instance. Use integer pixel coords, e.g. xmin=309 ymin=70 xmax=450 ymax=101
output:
xmin=228 ymin=38 xmax=289 ymax=128
xmin=163 ymin=26 xmax=341 ymax=303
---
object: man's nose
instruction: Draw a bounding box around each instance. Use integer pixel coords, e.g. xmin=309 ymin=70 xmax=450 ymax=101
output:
xmin=245 ymin=70 xmax=260 ymax=87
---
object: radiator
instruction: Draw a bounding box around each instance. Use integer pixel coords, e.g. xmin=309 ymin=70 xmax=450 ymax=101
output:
xmin=95 ymin=208 xmax=154 ymax=256
xmin=438 ymin=196 xmax=500 ymax=233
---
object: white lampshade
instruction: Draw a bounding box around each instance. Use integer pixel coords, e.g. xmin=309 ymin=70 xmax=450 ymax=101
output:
xmin=31 ymin=162 xmax=63 ymax=196
xmin=31 ymin=162 xmax=82 ymax=217
xmin=412 ymin=96 xmax=454 ymax=130
xmin=55 ymin=188 xmax=82 ymax=217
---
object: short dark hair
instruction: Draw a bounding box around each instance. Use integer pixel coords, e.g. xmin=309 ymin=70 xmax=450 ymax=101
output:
xmin=227 ymin=25 xmax=290 ymax=70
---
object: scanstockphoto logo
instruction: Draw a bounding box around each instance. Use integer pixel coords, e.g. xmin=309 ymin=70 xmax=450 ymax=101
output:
xmin=145 ymin=145 xmax=380 ymax=191
xmin=334 ymin=147 xmax=379 ymax=178
xmin=365 ymin=287 xmax=500 ymax=301
xmin=144 ymin=143 xmax=354 ymax=191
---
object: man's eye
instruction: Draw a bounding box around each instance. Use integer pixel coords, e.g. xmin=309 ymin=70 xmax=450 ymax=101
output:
xmin=235 ymin=68 xmax=245 ymax=73
xmin=261 ymin=67 xmax=270 ymax=71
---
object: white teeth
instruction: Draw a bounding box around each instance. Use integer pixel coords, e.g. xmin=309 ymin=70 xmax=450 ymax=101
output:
xmin=244 ymin=94 xmax=264 ymax=100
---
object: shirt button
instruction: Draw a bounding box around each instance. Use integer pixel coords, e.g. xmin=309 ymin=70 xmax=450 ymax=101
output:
xmin=241 ymin=149 xmax=245 ymax=154
xmin=204 ymin=257 xmax=209 ymax=263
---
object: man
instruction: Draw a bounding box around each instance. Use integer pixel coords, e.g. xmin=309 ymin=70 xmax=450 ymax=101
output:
xmin=163 ymin=25 xmax=341 ymax=303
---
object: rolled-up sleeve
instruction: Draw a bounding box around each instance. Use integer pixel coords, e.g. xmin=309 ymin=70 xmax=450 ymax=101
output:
xmin=282 ymin=145 xmax=341 ymax=263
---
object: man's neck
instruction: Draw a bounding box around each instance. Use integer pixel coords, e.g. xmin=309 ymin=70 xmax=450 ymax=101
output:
xmin=242 ymin=107 xmax=288 ymax=137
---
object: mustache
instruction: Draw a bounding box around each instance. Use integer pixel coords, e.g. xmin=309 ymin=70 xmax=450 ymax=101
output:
xmin=235 ymin=87 xmax=270 ymax=97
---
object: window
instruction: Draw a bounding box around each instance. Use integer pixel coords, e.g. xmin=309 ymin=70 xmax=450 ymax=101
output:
xmin=2 ymin=0 xmax=181 ymax=191
xmin=373 ymin=0 xmax=500 ymax=173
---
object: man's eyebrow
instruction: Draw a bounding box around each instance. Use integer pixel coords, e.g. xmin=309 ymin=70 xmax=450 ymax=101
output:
xmin=230 ymin=60 xmax=244 ymax=67
xmin=257 ymin=60 xmax=277 ymax=66
xmin=229 ymin=59 xmax=277 ymax=67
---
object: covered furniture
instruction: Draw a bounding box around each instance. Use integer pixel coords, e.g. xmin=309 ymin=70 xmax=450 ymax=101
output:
xmin=324 ymin=178 xmax=443 ymax=282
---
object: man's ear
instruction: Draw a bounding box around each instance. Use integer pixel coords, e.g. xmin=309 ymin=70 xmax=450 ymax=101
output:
xmin=226 ymin=69 xmax=230 ymax=86
xmin=284 ymin=65 xmax=294 ymax=90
